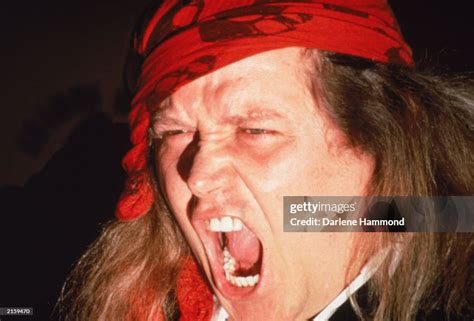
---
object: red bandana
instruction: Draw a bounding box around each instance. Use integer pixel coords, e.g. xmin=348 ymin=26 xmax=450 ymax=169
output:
xmin=116 ymin=1 xmax=413 ymax=320
xmin=116 ymin=0 xmax=413 ymax=222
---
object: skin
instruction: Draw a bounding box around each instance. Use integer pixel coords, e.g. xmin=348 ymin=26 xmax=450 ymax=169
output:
xmin=154 ymin=47 xmax=374 ymax=320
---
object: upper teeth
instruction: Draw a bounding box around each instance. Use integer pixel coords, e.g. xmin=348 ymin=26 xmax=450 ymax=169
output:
xmin=206 ymin=217 xmax=260 ymax=288
xmin=208 ymin=216 xmax=243 ymax=232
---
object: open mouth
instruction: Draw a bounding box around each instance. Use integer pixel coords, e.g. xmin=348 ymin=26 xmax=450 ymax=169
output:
xmin=196 ymin=216 xmax=263 ymax=295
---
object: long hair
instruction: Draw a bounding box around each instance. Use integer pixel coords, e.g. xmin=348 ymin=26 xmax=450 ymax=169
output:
xmin=313 ymin=51 xmax=474 ymax=320
xmin=58 ymin=190 xmax=190 ymax=321
xmin=59 ymin=51 xmax=474 ymax=320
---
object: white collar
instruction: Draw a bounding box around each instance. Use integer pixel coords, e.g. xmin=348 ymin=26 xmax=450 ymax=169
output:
xmin=212 ymin=249 xmax=388 ymax=321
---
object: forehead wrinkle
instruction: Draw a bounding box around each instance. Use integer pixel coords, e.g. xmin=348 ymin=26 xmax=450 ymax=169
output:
xmin=152 ymin=96 xmax=172 ymax=118
xmin=155 ymin=48 xmax=311 ymax=127
xmin=198 ymin=73 xmax=246 ymax=121
xmin=152 ymin=95 xmax=194 ymax=126
xmin=200 ymin=79 xmax=289 ymax=126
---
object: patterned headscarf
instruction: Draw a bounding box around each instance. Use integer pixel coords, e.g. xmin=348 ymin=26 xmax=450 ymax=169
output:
xmin=116 ymin=0 xmax=413 ymax=221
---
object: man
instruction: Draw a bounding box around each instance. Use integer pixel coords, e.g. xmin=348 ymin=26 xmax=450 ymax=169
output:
xmin=61 ymin=1 xmax=473 ymax=320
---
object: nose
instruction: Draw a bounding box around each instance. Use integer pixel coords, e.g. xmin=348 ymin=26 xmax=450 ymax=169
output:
xmin=185 ymin=140 xmax=232 ymax=198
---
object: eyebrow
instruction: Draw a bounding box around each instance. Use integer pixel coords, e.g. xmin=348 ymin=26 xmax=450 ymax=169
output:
xmin=225 ymin=108 xmax=286 ymax=124
xmin=152 ymin=114 xmax=189 ymax=129
xmin=152 ymin=100 xmax=287 ymax=127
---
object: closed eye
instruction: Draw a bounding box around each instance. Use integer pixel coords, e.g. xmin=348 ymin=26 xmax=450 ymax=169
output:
xmin=153 ymin=129 xmax=190 ymax=140
xmin=241 ymin=128 xmax=272 ymax=135
xmin=238 ymin=128 xmax=279 ymax=145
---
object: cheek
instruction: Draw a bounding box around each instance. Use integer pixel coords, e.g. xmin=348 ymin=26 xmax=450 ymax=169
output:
xmin=156 ymin=149 xmax=205 ymax=254
xmin=237 ymin=127 xmax=373 ymax=231
xmin=239 ymin=147 xmax=326 ymax=201
xmin=231 ymin=136 xmax=319 ymax=234
xmin=235 ymin=138 xmax=304 ymax=193
xmin=156 ymin=147 xmax=191 ymax=219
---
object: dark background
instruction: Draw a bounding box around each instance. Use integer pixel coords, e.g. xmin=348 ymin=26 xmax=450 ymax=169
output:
xmin=0 ymin=1 xmax=472 ymax=320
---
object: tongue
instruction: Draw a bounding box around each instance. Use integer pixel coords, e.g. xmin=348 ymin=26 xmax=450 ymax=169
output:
xmin=226 ymin=224 xmax=261 ymax=269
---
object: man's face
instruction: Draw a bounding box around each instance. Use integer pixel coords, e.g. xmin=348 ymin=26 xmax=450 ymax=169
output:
xmin=154 ymin=48 xmax=373 ymax=320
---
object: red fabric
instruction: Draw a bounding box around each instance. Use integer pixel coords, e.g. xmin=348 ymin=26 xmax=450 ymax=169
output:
xmin=177 ymin=258 xmax=214 ymax=321
xmin=116 ymin=0 xmax=413 ymax=221
xmin=127 ymin=257 xmax=213 ymax=321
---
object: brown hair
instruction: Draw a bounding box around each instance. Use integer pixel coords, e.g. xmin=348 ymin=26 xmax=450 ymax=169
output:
xmin=58 ymin=51 xmax=474 ymax=320
xmin=315 ymin=51 xmax=474 ymax=320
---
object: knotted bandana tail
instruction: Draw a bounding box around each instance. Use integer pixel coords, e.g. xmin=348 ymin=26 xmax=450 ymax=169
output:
xmin=177 ymin=257 xmax=214 ymax=321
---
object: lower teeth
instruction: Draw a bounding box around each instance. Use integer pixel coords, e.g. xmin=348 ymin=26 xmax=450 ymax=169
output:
xmin=223 ymin=246 xmax=260 ymax=288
